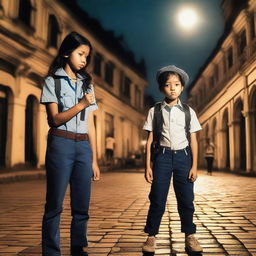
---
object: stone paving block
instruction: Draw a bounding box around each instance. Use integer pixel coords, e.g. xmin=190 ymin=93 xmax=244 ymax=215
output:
xmin=0 ymin=171 xmax=256 ymax=255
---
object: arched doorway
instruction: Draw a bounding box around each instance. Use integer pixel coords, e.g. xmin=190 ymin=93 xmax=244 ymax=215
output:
xmin=222 ymin=110 xmax=230 ymax=169
xmin=198 ymin=130 xmax=204 ymax=168
xmin=212 ymin=118 xmax=217 ymax=169
xmin=0 ymin=86 xmax=8 ymax=167
xmin=25 ymin=95 xmax=38 ymax=166
xmin=250 ymin=89 xmax=256 ymax=172
xmin=233 ymin=100 xmax=246 ymax=171
xmin=212 ymin=119 xmax=217 ymax=145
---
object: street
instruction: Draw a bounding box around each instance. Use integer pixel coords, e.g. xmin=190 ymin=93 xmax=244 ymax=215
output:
xmin=0 ymin=170 xmax=256 ymax=256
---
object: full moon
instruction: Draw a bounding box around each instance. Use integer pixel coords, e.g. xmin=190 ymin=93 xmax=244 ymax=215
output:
xmin=178 ymin=8 xmax=198 ymax=29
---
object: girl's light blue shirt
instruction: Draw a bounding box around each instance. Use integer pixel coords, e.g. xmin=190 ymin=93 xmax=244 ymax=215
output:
xmin=40 ymin=68 xmax=98 ymax=134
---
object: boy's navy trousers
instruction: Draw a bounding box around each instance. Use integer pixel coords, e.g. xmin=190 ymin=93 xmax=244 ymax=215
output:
xmin=145 ymin=147 xmax=196 ymax=235
xmin=42 ymin=134 xmax=93 ymax=256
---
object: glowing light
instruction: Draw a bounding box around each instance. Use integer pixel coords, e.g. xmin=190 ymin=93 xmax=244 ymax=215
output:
xmin=178 ymin=8 xmax=198 ymax=29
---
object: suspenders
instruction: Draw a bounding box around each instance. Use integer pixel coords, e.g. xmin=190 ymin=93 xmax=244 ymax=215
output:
xmin=151 ymin=101 xmax=191 ymax=160
xmin=182 ymin=103 xmax=191 ymax=143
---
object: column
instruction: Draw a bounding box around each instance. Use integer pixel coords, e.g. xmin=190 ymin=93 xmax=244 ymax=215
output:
xmin=232 ymin=120 xmax=240 ymax=170
xmin=37 ymin=104 xmax=48 ymax=168
xmin=244 ymin=111 xmax=252 ymax=173
xmin=218 ymin=128 xmax=226 ymax=169
xmin=228 ymin=113 xmax=235 ymax=171
xmin=114 ymin=114 xmax=121 ymax=158
xmin=7 ymin=96 xmax=26 ymax=167
xmin=243 ymin=75 xmax=252 ymax=173
xmin=98 ymin=101 xmax=104 ymax=161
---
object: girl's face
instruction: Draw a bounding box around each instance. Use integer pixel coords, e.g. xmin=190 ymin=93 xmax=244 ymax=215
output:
xmin=161 ymin=74 xmax=183 ymax=100
xmin=67 ymin=44 xmax=90 ymax=71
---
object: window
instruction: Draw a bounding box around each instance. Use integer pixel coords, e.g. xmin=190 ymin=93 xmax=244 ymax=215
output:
xmin=105 ymin=113 xmax=114 ymax=137
xmin=18 ymin=0 xmax=32 ymax=27
xmin=238 ymin=30 xmax=247 ymax=55
xmin=104 ymin=61 xmax=114 ymax=86
xmin=93 ymin=53 xmax=102 ymax=76
xmin=120 ymin=72 xmax=131 ymax=99
xmin=135 ymin=85 xmax=141 ymax=109
xmin=48 ymin=15 xmax=60 ymax=48
xmin=227 ymin=47 xmax=233 ymax=69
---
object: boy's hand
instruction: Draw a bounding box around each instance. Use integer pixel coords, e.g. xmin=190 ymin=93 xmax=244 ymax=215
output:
xmin=145 ymin=167 xmax=153 ymax=184
xmin=188 ymin=167 xmax=198 ymax=182
xmin=92 ymin=162 xmax=100 ymax=181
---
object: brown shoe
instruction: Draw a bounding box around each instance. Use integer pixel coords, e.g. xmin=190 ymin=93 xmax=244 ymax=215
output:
xmin=142 ymin=236 xmax=156 ymax=252
xmin=185 ymin=234 xmax=203 ymax=253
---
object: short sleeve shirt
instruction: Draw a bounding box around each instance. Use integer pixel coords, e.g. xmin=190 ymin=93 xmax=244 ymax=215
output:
xmin=40 ymin=68 xmax=98 ymax=133
xmin=143 ymin=100 xmax=202 ymax=150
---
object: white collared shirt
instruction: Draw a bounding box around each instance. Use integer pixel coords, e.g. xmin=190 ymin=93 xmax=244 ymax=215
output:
xmin=143 ymin=99 xmax=202 ymax=150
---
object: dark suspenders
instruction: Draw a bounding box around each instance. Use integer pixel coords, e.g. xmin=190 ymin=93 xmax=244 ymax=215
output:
xmin=182 ymin=103 xmax=191 ymax=143
xmin=151 ymin=102 xmax=191 ymax=161
xmin=80 ymin=85 xmax=86 ymax=121
xmin=54 ymin=77 xmax=63 ymax=113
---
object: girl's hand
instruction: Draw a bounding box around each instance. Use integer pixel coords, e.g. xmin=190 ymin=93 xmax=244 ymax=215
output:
xmin=145 ymin=167 xmax=153 ymax=184
xmin=80 ymin=93 xmax=94 ymax=108
xmin=92 ymin=162 xmax=100 ymax=181
xmin=188 ymin=167 xmax=198 ymax=182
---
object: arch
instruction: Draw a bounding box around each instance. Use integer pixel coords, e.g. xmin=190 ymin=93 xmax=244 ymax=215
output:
xmin=197 ymin=129 xmax=204 ymax=168
xmin=211 ymin=118 xmax=218 ymax=169
xmin=0 ymin=85 xmax=12 ymax=166
xmin=47 ymin=14 xmax=60 ymax=48
xmin=249 ymin=87 xmax=256 ymax=172
xmin=18 ymin=0 xmax=32 ymax=26
xmin=212 ymin=118 xmax=217 ymax=142
xmin=249 ymin=86 xmax=256 ymax=110
xmin=222 ymin=109 xmax=230 ymax=169
xmin=25 ymin=95 xmax=38 ymax=166
xmin=233 ymin=99 xmax=246 ymax=170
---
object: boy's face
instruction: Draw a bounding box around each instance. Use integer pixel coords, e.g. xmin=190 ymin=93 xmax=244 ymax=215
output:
xmin=161 ymin=74 xmax=184 ymax=100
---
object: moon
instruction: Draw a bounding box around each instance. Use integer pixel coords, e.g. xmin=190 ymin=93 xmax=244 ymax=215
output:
xmin=178 ymin=8 xmax=198 ymax=29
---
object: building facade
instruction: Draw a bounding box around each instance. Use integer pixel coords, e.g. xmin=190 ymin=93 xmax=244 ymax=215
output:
xmin=188 ymin=0 xmax=256 ymax=174
xmin=0 ymin=0 xmax=147 ymax=169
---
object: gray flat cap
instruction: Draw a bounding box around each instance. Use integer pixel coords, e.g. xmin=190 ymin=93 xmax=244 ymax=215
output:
xmin=156 ymin=65 xmax=189 ymax=86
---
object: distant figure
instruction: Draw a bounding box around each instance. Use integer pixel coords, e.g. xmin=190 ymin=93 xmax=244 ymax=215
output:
xmin=204 ymin=138 xmax=215 ymax=175
xmin=106 ymin=136 xmax=115 ymax=161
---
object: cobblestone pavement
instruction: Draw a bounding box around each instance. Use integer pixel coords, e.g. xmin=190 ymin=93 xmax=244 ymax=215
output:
xmin=0 ymin=170 xmax=256 ymax=256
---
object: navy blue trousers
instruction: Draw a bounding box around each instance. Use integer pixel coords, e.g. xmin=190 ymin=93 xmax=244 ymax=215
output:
xmin=42 ymin=134 xmax=93 ymax=256
xmin=144 ymin=147 xmax=196 ymax=235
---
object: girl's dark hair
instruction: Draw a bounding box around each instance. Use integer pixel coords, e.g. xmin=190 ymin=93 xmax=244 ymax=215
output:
xmin=48 ymin=31 xmax=92 ymax=88
xmin=157 ymin=71 xmax=184 ymax=89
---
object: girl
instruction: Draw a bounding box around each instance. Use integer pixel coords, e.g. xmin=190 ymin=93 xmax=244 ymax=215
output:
xmin=40 ymin=31 xmax=100 ymax=256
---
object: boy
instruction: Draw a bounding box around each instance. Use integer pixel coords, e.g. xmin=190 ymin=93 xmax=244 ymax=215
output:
xmin=142 ymin=65 xmax=203 ymax=253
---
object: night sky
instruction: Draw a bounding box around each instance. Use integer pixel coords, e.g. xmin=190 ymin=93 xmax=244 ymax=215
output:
xmin=77 ymin=0 xmax=224 ymax=102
